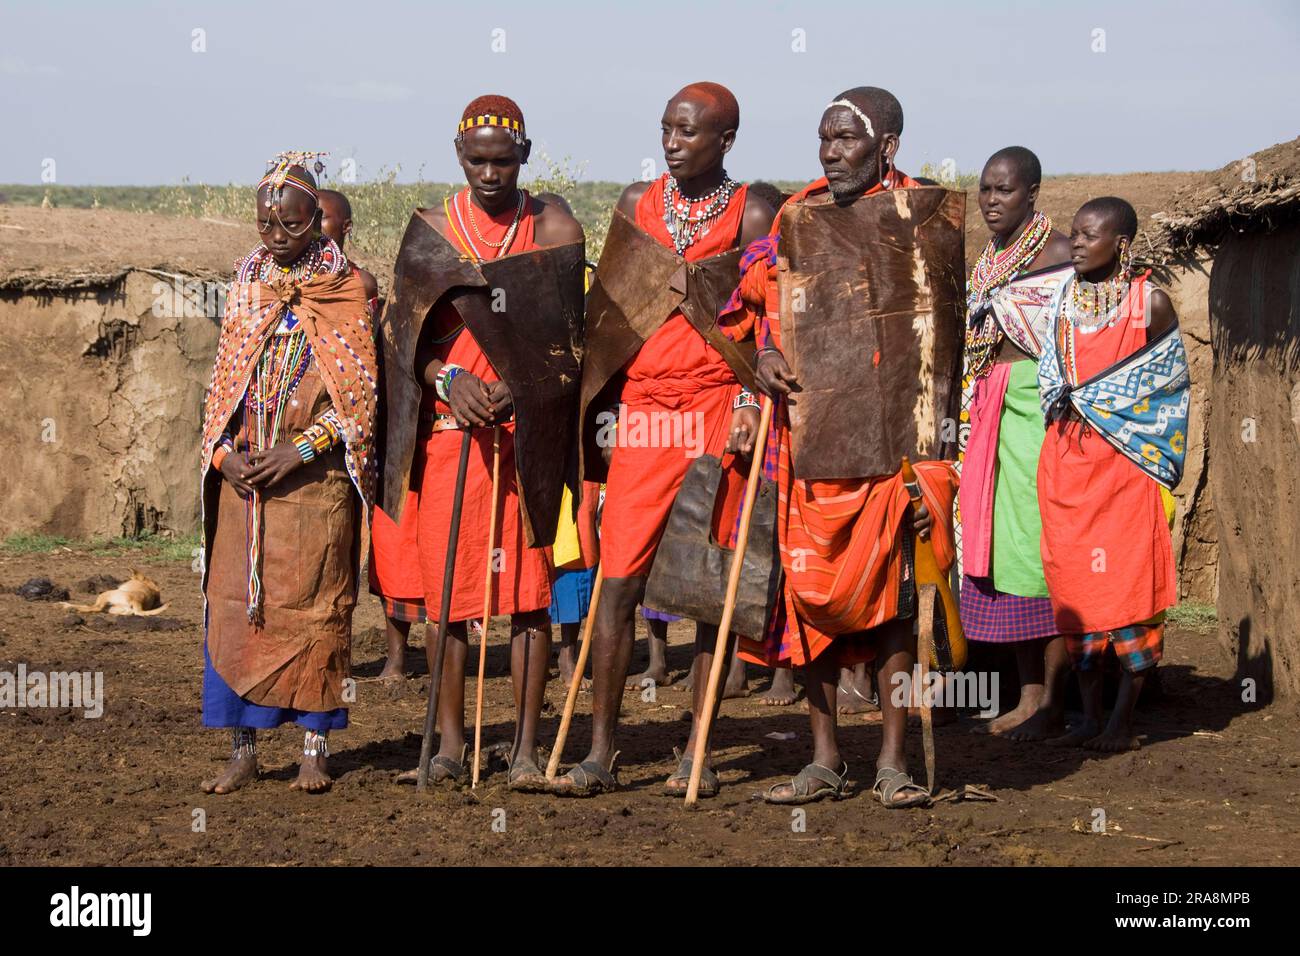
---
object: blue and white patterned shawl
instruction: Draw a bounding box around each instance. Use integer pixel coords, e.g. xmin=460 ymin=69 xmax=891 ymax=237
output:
xmin=1039 ymin=277 xmax=1191 ymax=489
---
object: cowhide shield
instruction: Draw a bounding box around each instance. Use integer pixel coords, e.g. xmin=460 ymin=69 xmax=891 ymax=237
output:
xmin=454 ymin=242 xmax=585 ymax=547
xmin=379 ymin=210 xmax=482 ymax=520
xmin=579 ymin=209 xmax=754 ymax=483
xmin=777 ymin=186 xmax=965 ymax=480
xmin=642 ymin=454 xmax=781 ymax=638
xmin=378 ymin=209 xmax=585 ymax=547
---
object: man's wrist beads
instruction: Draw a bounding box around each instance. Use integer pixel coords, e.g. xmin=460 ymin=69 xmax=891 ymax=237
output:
xmin=436 ymin=363 xmax=465 ymax=403
xmin=734 ymin=388 xmax=760 ymax=411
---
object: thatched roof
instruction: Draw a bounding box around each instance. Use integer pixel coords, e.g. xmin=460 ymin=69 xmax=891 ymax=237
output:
xmin=1150 ymin=138 xmax=1300 ymax=260
xmin=0 ymin=205 xmax=254 ymax=292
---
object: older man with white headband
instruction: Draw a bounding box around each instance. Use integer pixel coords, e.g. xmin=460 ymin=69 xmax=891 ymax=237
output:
xmin=717 ymin=86 xmax=965 ymax=808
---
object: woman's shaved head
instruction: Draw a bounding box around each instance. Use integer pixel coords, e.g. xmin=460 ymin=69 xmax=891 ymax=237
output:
xmin=668 ymin=82 xmax=740 ymax=133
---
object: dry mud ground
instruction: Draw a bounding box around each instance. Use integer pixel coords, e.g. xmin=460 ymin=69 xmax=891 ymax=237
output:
xmin=1 ymin=547 xmax=1297 ymax=867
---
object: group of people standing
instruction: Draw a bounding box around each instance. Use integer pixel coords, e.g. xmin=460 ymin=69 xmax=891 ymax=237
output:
xmin=197 ymin=80 xmax=1190 ymax=808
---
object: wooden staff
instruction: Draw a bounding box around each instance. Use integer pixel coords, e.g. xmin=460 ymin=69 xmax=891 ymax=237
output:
xmin=471 ymin=427 xmax=502 ymax=789
xmin=685 ymin=395 xmax=774 ymax=807
xmin=416 ymin=429 xmax=474 ymax=792
xmin=545 ymin=565 xmax=603 ymax=779
xmin=901 ymin=455 xmax=964 ymax=796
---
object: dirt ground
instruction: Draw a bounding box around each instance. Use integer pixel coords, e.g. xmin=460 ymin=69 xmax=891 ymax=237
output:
xmin=1 ymin=545 xmax=1297 ymax=868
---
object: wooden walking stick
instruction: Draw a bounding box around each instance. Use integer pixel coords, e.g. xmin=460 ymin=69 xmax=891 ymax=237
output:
xmin=900 ymin=455 xmax=966 ymax=796
xmin=545 ymin=564 xmax=603 ymax=779
xmin=471 ymin=426 xmax=502 ymax=788
xmin=685 ymin=395 xmax=774 ymax=807
xmin=416 ymin=429 xmax=474 ymax=792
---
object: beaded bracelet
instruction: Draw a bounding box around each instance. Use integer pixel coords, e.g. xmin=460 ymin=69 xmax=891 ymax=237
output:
xmin=293 ymin=411 xmax=344 ymax=464
xmin=293 ymin=434 xmax=317 ymax=464
xmin=436 ymin=364 xmax=465 ymax=403
xmin=755 ymin=345 xmax=782 ymax=360
xmin=733 ymin=388 xmax=760 ymax=411
xmin=212 ymin=433 xmax=235 ymax=472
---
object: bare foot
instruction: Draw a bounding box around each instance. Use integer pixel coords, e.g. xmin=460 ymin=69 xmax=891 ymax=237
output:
xmin=377 ymin=654 xmax=407 ymax=684
xmin=558 ymin=647 xmax=590 ymax=692
xmin=1005 ymin=709 xmax=1066 ymax=742
xmin=200 ymin=753 xmax=257 ymax=795
xmin=837 ymin=682 xmax=877 ymax=715
xmin=289 ymin=754 xmax=332 ymax=793
xmin=626 ymin=666 xmax=669 ymax=689
xmin=971 ymin=701 xmax=1037 ymax=735
xmin=1049 ymin=719 xmax=1102 ymax=748
xmin=757 ymin=669 xmax=797 ymax=706
xmin=674 ymin=670 xmax=694 ymax=693
xmin=722 ymin=668 xmax=750 ymax=700
xmin=1084 ymin=728 xmax=1141 ymax=753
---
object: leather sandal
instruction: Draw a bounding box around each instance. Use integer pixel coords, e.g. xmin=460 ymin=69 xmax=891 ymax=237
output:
xmin=764 ymin=761 xmax=852 ymax=805
xmin=664 ymin=746 xmax=719 ymax=799
xmin=549 ymin=751 xmax=620 ymax=798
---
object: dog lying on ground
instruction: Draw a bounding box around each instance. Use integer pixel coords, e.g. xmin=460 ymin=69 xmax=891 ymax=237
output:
xmin=60 ymin=570 xmax=170 ymax=616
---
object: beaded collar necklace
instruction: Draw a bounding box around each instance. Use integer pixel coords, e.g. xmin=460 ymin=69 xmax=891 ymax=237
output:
xmin=663 ymin=172 xmax=738 ymax=255
xmin=452 ymin=189 xmax=526 ymax=260
xmin=963 ymin=211 xmax=1053 ymax=380
xmin=237 ymin=237 xmax=345 ymax=288
xmin=968 ymin=211 xmax=1052 ymax=308
xmin=1065 ymin=272 xmax=1129 ymax=334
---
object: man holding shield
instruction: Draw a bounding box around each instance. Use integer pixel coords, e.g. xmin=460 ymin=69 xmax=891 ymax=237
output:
xmin=725 ymin=87 xmax=963 ymax=807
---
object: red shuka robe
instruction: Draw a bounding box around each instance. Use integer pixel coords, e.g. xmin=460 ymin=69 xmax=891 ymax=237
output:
xmin=373 ymin=189 xmax=553 ymax=623
xmin=598 ymin=175 xmax=750 ymax=578
xmin=1037 ymin=272 xmax=1176 ymax=634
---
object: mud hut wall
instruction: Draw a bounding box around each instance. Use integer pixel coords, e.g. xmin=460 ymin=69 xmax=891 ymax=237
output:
xmin=1208 ymin=223 xmax=1300 ymax=698
xmin=1162 ymin=260 xmax=1217 ymax=604
xmin=0 ymin=270 xmax=221 ymax=539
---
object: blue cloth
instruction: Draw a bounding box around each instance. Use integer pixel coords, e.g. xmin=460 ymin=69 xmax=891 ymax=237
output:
xmin=1039 ymin=278 xmax=1191 ymax=490
xmin=201 ymin=643 xmax=347 ymax=732
xmin=549 ymin=566 xmax=597 ymax=624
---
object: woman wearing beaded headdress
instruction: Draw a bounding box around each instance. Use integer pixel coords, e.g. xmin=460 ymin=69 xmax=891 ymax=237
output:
xmin=1037 ymin=196 xmax=1188 ymax=753
xmin=957 ymin=147 xmax=1073 ymax=742
xmin=199 ymin=152 xmax=378 ymax=795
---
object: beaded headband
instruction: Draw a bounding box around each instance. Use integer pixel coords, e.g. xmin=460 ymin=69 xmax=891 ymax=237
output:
xmin=260 ymin=150 xmax=328 ymax=208
xmin=825 ymin=99 xmax=875 ymax=139
xmin=456 ymin=114 xmax=526 ymax=145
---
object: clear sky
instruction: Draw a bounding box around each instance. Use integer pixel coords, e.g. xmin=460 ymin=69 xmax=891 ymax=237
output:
xmin=2 ymin=0 xmax=1296 ymax=185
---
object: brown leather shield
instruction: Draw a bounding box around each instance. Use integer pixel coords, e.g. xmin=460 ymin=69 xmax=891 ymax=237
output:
xmin=378 ymin=209 xmax=585 ymax=547
xmin=379 ymin=210 xmax=483 ymax=519
xmin=642 ymin=455 xmax=781 ymax=638
xmin=777 ymin=187 xmax=965 ymax=480
xmin=452 ymin=242 xmax=585 ymax=547
xmin=579 ymin=210 xmax=754 ymax=483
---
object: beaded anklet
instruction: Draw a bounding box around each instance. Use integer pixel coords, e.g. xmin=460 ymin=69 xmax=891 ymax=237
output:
xmin=232 ymin=727 xmax=257 ymax=760
xmin=303 ymin=731 xmax=329 ymax=759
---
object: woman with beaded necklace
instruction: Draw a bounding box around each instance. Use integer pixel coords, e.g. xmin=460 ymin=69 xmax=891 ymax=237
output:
xmin=1037 ymin=196 xmax=1184 ymax=753
xmin=200 ymin=154 xmax=378 ymax=796
xmin=958 ymin=147 xmax=1074 ymax=742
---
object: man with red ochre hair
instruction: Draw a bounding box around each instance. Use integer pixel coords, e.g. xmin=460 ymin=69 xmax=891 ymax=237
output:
xmin=551 ymin=82 xmax=775 ymax=798
xmin=382 ymin=95 xmax=585 ymax=790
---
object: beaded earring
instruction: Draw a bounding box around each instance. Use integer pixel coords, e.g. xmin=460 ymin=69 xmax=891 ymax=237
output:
xmin=1117 ymin=237 xmax=1134 ymax=280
